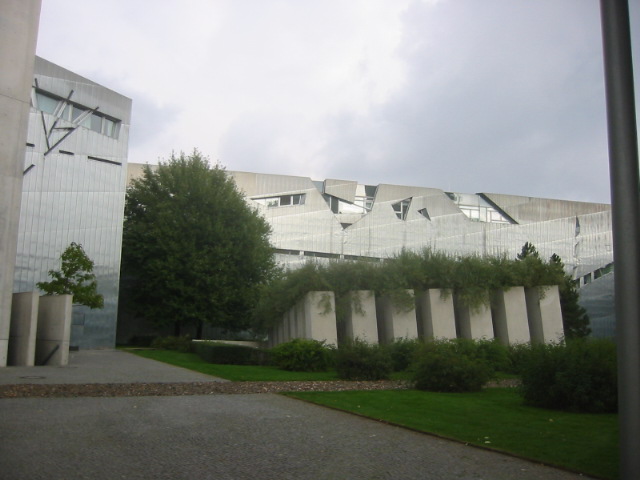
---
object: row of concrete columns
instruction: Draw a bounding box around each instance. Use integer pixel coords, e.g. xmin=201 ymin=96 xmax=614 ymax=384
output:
xmin=7 ymin=292 xmax=72 ymax=366
xmin=267 ymin=286 xmax=564 ymax=347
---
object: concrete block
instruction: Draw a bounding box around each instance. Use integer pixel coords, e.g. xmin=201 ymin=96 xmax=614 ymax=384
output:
xmin=454 ymin=295 xmax=494 ymax=340
xmin=8 ymin=291 xmax=39 ymax=366
xmin=375 ymin=290 xmax=418 ymax=344
xmin=415 ymin=289 xmax=457 ymax=340
xmin=342 ymin=291 xmax=378 ymax=344
xmin=525 ymin=286 xmax=564 ymax=343
xmin=303 ymin=291 xmax=337 ymax=346
xmin=35 ymin=295 xmax=72 ymax=366
xmin=491 ymin=287 xmax=530 ymax=345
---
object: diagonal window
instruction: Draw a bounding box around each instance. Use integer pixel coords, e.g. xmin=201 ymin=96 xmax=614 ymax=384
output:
xmin=392 ymin=198 xmax=412 ymax=220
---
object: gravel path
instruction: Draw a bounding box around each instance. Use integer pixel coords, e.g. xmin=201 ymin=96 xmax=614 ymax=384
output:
xmin=0 ymin=379 xmax=409 ymax=398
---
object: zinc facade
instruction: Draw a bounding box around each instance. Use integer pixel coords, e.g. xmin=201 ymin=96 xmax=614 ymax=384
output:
xmin=14 ymin=57 xmax=131 ymax=349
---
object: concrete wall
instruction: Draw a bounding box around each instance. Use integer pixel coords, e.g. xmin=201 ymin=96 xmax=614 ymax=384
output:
xmin=415 ymin=289 xmax=457 ymax=340
xmin=375 ymin=290 xmax=418 ymax=344
xmin=0 ymin=0 xmax=41 ymax=366
xmin=303 ymin=291 xmax=337 ymax=346
xmin=269 ymin=287 xmax=564 ymax=347
xmin=525 ymin=285 xmax=565 ymax=343
xmin=341 ymin=290 xmax=378 ymax=344
xmin=491 ymin=287 xmax=531 ymax=345
xmin=8 ymin=291 xmax=39 ymax=366
xmin=454 ymin=296 xmax=494 ymax=340
xmin=35 ymin=294 xmax=72 ymax=366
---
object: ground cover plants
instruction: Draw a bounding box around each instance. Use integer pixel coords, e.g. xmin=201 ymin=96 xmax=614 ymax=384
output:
xmin=285 ymin=389 xmax=618 ymax=480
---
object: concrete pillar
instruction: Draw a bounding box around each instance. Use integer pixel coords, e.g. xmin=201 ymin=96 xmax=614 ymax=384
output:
xmin=415 ymin=289 xmax=457 ymax=340
xmin=8 ymin=291 xmax=39 ymax=366
xmin=296 ymin=299 xmax=306 ymax=338
xmin=303 ymin=291 xmax=337 ymax=346
xmin=0 ymin=1 xmax=42 ymax=366
xmin=288 ymin=307 xmax=297 ymax=340
xmin=491 ymin=287 xmax=531 ymax=345
xmin=35 ymin=295 xmax=72 ymax=366
xmin=375 ymin=290 xmax=418 ymax=344
xmin=454 ymin=295 xmax=494 ymax=340
xmin=525 ymin=285 xmax=565 ymax=343
xmin=342 ymin=291 xmax=378 ymax=344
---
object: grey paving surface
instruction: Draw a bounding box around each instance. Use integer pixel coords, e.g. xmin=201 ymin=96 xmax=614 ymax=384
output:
xmin=0 ymin=350 xmax=594 ymax=480
xmin=0 ymin=349 xmax=227 ymax=384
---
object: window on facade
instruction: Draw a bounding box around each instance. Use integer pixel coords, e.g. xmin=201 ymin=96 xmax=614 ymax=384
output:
xmin=418 ymin=208 xmax=431 ymax=220
xmin=254 ymin=193 xmax=306 ymax=208
xmin=33 ymin=90 xmax=120 ymax=139
xmin=392 ymin=198 xmax=412 ymax=220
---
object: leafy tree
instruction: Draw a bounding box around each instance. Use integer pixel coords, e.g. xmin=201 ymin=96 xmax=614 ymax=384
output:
xmin=37 ymin=242 xmax=104 ymax=309
xmin=122 ymin=151 xmax=275 ymax=336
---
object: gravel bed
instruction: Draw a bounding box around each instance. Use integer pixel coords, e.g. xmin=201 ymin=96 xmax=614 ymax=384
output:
xmin=0 ymin=378 xmax=519 ymax=399
xmin=0 ymin=380 xmax=410 ymax=399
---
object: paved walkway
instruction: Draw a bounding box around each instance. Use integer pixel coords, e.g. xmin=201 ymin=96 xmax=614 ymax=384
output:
xmin=0 ymin=350 xmax=595 ymax=480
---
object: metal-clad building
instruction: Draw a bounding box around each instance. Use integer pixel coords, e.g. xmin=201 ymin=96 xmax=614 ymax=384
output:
xmin=229 ymin=171 xmax=615 ymax=337
xmin=228 ymin=172 xmax=612 ymax=281
xmin=14 ymin=57 xmax=131 ymax=349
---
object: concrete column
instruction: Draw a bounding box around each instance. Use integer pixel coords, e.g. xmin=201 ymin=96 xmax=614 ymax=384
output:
xmin=375 ymin=290 xmax=418 ymax=344
xmin=0 ymin=0 xmax=42 ymax=366
xmin=491 ymin=287 xmax=531 ymax=345
xmin=303 ymin=291 xmax=337 ymax=346
xmin=8 ymin=291 xmax=39 ymax=366
xmin=288 ymin=307 xmax=297 ymax=340
xmin=343 ymin=291 xmax=378 ymax=344
xmin=35 ymin=294 xmax=72 ymax=366
xmin=415 ymin=289 xmax=457 ymax=340
xmin=525 ymin=285 xmax=564 ymax=343
xmin=454 ymin=295 xmax=494 ymax=340
xmin=295 ymin=299 xmax=306 ymax=338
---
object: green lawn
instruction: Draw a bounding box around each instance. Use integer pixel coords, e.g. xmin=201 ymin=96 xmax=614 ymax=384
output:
xmin=286 ymin=389 xmax=618 ymax=480
xmin=126 ymin=349 xmax=339 ymax=381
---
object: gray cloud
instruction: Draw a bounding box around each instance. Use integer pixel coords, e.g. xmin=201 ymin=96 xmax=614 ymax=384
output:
xmin=318 ymin=0 xmax=616 ymax=202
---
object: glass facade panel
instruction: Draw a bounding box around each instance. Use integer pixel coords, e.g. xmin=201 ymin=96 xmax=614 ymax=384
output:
xmin=36 ymin=92 xmax=58 ymax=114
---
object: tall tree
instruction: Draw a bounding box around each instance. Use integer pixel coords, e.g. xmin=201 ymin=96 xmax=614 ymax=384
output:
xmin=549 ymin=253 xmax=591 ymax=339
xmin=121 ymin=151 xmax=275 ymax=336
xmin=37 ymin=242 xmax=104 ymax=309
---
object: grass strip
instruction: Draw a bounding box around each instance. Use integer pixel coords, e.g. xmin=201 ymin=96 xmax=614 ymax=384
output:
xmin=285 ymin=389 xmax=618 ymax=480
xmin=126 ymin=349 xmax=339 ymax=381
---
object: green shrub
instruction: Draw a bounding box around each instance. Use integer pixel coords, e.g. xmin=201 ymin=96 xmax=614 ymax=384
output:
xmin=411 ymin=343 xmax=492 ymax=392
xmin=334 ymin=339 xmax=393 ymax=380
xmin=270 ymin=339 xmax=333 ymax=372
xmin=519 ymin=339 xmax=617 ymax=413
xmin=385 ymin=338 xmax=422 ymax=371
xmin=150 ymin=335 xmax=193 ymax=353
xmin=194 ymin=341 xmax=265 ymax=365
xmin=473 ymin=338 xmax=511 ymax=373
xmin=422 ymin=338 xmax=509 ymax=375
xmin=507 ymin=342 xmax=532 ymax=374
xmin=129 ymin=335 xmax=156 ymax=347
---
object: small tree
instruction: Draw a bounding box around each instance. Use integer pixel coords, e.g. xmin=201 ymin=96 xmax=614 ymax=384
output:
xmin=37 ymin=242 xmax=104 ymax=309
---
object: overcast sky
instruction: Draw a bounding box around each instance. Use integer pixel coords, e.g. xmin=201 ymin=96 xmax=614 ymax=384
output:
xmin=36 ymin=0 xmax=640 ymax=203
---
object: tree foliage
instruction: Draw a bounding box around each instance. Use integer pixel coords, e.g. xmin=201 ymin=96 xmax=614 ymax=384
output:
xmin=37 ymin=242 xmax=104 ymax=309
xmin=121 ymin=151 xmax=276 ymax=335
